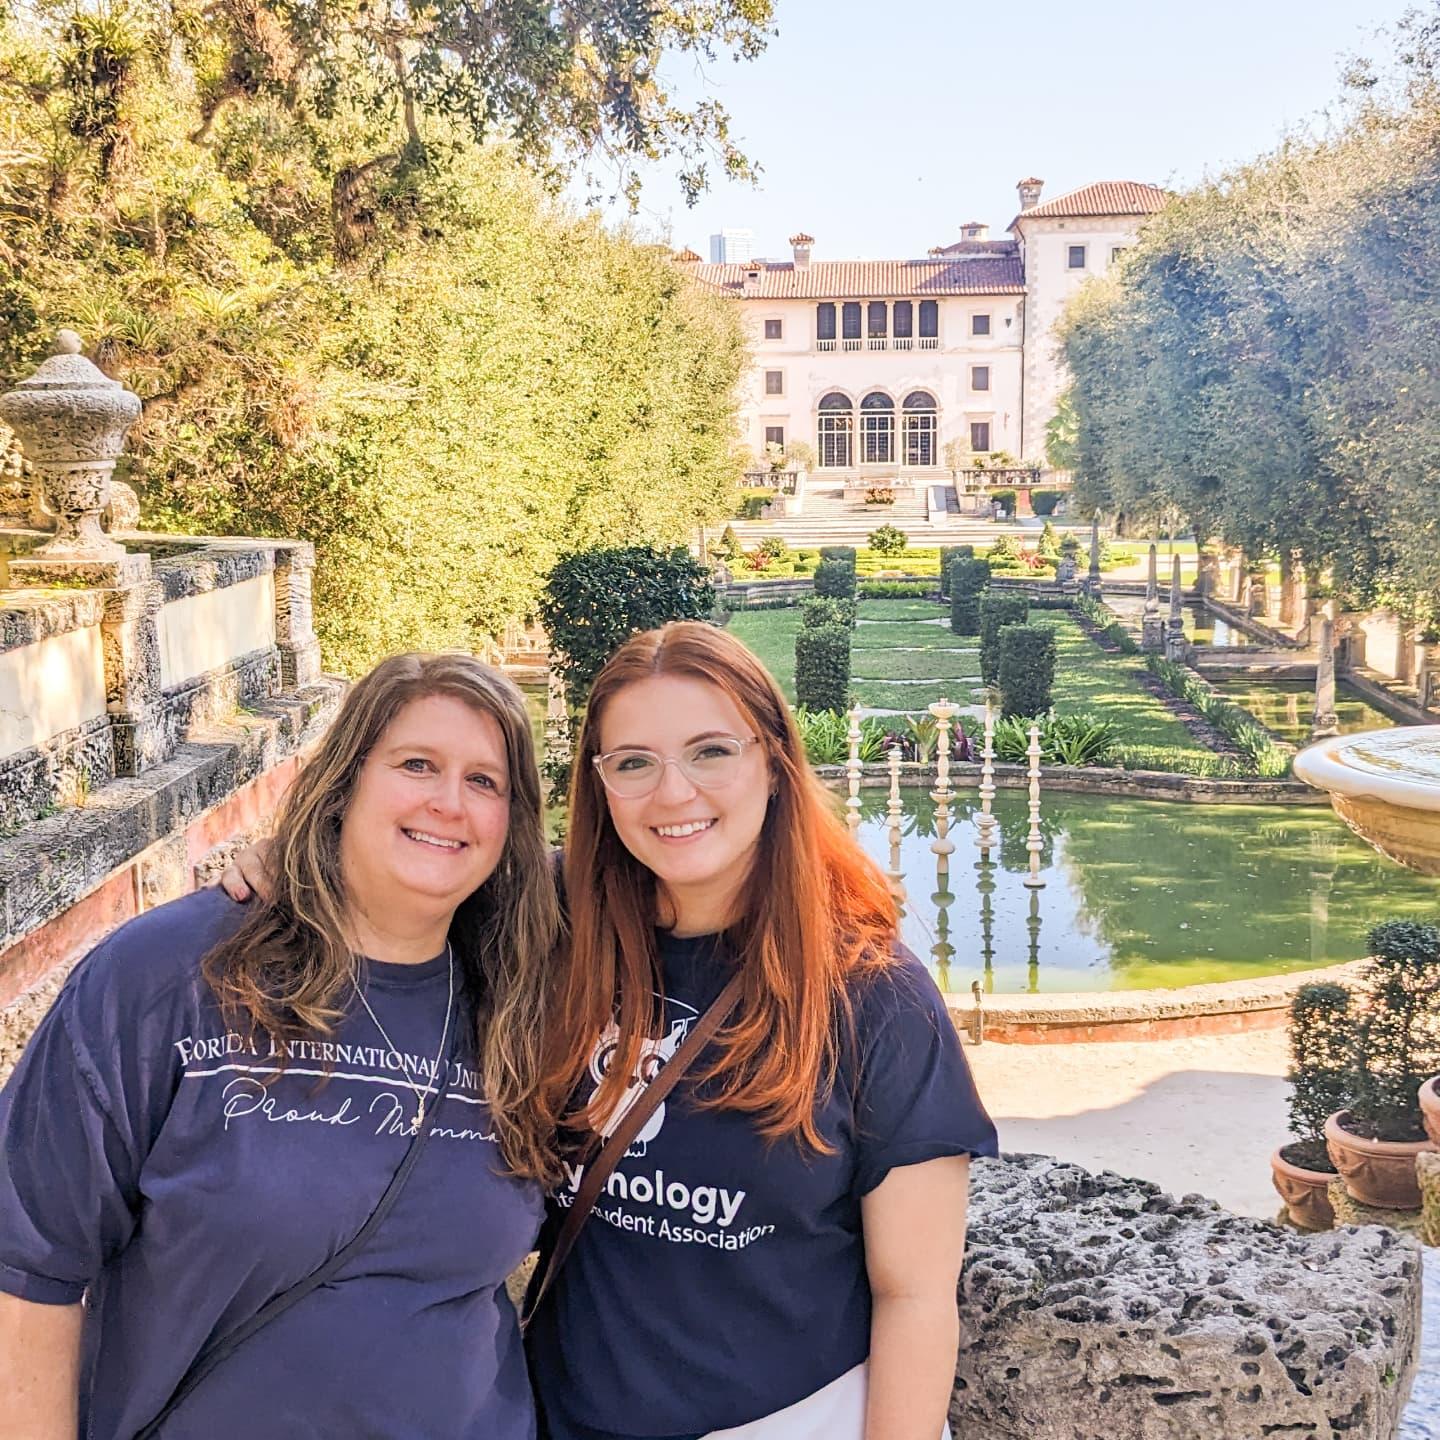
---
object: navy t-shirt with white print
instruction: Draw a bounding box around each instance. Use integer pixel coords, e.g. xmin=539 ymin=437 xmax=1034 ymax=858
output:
xmin=527 ymin=930 xmax=999 ymax=1440
xmin=0 ymin=885 xmax=542 ymax=1439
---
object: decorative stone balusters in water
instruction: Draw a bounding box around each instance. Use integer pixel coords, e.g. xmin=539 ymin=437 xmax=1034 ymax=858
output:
xmin=1023 ymin=722 xmax=1045 ymax=890
xmin=975 ymin=700 xmax=998 ymax=853
xmin=928 ymin=698 xmax=957 ymax=863
xmin=885 ymin=745 xmax=906 ymax=915
xmin=845 ymin=704 xmax=863 ymax=833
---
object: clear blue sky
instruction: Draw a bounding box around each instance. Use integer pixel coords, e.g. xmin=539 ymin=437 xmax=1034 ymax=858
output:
xmin=589 ymin=0 xmax=1419 ymax=259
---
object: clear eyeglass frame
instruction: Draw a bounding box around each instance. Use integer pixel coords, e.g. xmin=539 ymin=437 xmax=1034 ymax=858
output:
xmin=592 ymin=735 xmax=761 ymax=797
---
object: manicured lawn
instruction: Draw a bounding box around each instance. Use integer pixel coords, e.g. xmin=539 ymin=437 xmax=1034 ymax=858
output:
xmin=726 ymin=606 xmax=802 ymax=701
xmin=850 ymin=648 xmax=979 ymax=681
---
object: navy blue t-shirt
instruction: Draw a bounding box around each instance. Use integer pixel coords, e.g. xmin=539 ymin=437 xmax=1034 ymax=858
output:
xmin=527 ymin=931 xmax=998 ymax=1440
xmin=0 ymin=886 xmax=542 ymax=1439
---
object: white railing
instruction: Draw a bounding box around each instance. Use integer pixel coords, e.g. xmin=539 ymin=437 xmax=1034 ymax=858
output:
xmin=817 ymin=339 xmax=837 ymax=352
xmin=868 ymin=337 xmax=887 ymax=350
xmin=919 ymin=337 xmax=940 ymax=350
xmin=893 ymin=337 xmax=913 ymax=351
xmin=842 ymin=338 xmax=862 ymax=351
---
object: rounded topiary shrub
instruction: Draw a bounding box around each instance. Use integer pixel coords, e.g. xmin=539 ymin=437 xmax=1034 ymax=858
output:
xmin=795 ymin=624 xmax=851 ymax=712
xmin=818 ymin=545 xmax=857 ymax=569
xmin=939 ymin=544 xmax=975 ymax=598
xmin=813 ymin=557 xmax=858 ymax=600
xmin=802 ymin=595 xmax=857 ymax=629
xmin=997 ymin=624 xmax=1057 ymax=718
xmin=979 ymin=592 xmax=1030 ymax=685
xmin=949 ymin=556 xmax=990 ymax=636
xmin=1283 ymin=982 xmax=1354 ymax=1173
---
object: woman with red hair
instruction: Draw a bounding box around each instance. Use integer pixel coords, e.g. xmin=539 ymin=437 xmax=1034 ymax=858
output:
xmin=527 ymin=621 xmax=997 ymax=1440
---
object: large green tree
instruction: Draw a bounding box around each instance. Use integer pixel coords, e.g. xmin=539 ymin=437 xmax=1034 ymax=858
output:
xmin=0 ymin=0 xmax=758 ymax=672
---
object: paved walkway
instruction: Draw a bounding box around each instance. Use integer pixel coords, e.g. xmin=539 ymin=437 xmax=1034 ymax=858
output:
xmin=965 ymin=1027 xmax=1435 ymax=1432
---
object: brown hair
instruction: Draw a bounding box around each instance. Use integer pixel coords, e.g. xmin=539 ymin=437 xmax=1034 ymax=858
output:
xmin=202 ymin=652 xmax=563 ymax=1183
xmin=543 ymin=621 xmax=898 ymax=1151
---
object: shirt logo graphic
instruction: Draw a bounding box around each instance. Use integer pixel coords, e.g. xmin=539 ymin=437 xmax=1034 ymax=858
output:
xmin=587 ymin=997 xmax=699 ymax=1157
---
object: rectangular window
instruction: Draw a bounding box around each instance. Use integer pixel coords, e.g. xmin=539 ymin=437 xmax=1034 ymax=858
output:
xmin=816 ymin=304 xmax=836 ymax=340
xmin=841 ymin=302 xmax=862 ymax=351
xmin=1110 ymin=246 xmax=1124 ymax=264
xmin=972 ymin=313 xmax=991 ymax=336
xmin=971 ymin=365 xmax=990 ymax=392
xmin=1068 ymin=244 xmax=1087 ymax=270
xmin=867 ymin=302 xmax=888 ymax=337
xmin=764 ymin=370 xmax=784 ymax=396
xmin=893 ymin=301 xmax=913 ymax=337
xmin=970 ymin=421 xmax=991 ymax=452
xmin=919 ymin=300 xmax=939 ymax=337
xmin=764 ymin=425 xmax=785 ymax=449
xmin=764 ymin=318 xmax=783 ymax=340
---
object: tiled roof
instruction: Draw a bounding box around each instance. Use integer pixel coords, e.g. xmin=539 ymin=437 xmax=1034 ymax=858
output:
xmin=673 ymin=247 xmax=702 ymax=262
xmin=1014 ymin=181 xmax=1168 ymax=223
xmin=685 ymin=256 xmax=1025 ymax=299
xmin=929 ymin=238 xmax=1021 ymax=259
xmin=789 ymin=231 xmax=814 ymax=244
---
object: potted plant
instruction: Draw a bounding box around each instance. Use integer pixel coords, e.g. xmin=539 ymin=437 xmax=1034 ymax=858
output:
xmin=1325 ymin=920 xmax=1440 ymax=1209
xmin=1271 ymin=983 xmax=1352 ymax=1230
xmin=1421 ymin=1071 xmax=1440 ymax=1147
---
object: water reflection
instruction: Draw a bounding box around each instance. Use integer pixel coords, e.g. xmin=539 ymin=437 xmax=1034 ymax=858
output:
xmin=855 ymin=788 xmax=1440 ymax=994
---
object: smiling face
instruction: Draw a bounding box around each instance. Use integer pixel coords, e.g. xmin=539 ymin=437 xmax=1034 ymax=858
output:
xmin=338 ymin=693 xmax=511 ymax=954
xmin=596 ymin=674 xmax=771 ymax=936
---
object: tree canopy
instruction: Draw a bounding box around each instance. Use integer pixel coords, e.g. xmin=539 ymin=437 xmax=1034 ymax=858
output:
xmin=0 ymin=0 xmax=758 ymax=672
xmin=1057 ymin=7 xmax=1440 ymax=620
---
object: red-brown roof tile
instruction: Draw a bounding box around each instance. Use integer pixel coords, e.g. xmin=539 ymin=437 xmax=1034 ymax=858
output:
xmin=673 ymin=247 xmax=702 ymax=262
xmin=789 ymin=231 xmax=814 ymax=244
xmin=684 ymin=256 xmax=1025 ymax=299
xmin=1013 ymin=181 xmax=1167 ymax=223
xmin=930 ymin=238 xmax=1021 ymax=258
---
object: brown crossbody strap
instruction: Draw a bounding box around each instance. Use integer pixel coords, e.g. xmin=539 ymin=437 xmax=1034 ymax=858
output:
xmin=522 ymin=967 xmax=745 ymax=1331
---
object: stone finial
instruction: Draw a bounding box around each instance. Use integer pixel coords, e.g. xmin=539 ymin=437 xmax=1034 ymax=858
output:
xmin=1164 ymin=554 xmax=1188 ymax=661
xmin=0 ymin=330 xmax=142 ymax=562
xmin=1142 ymin=544 xmax=1164 ymax=652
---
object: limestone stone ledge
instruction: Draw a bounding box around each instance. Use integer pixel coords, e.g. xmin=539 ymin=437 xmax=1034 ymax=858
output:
xmin=0 ymin=587 xmax=107 ymax=655
xmin=0 ymin=678 xmax=340 ymax=959
xmin=956 ymin=1153 xmax=1422 ymax=1439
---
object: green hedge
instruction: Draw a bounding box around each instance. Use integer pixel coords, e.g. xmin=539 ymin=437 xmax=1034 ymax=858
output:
xmin=814 ymin=557 xmax=858 ymax=600
xmin=949 ymin=556 xmax=991 ymax=636
xmin=991 ymin=487 xmax=1018 ymax=514
xmin=795 ymin=624 xmax=852 ymax=711
xmin=978 ymin=592 xmax=1030 ymax=685
xmin=998 ymin=625 xmax=1057 ymax=718
xmin=1030 ymin=489 xmax=1063 ymax=516
xmin=819 ymin=546 xmax=857 ymax=569
xmin=859 ymin=579 xmax=937 ymax=598
xmin=801 ymin=596 xmax=857 ymax=628
xmin=1144 ymin=654 xmax=1292 ymax=776
xmin=939 ymin=544 xmax=975 ymax=599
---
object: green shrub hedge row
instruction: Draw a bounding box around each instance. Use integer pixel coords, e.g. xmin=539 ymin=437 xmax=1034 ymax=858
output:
xmin=938 ymin=544 xmax=975 ymax=598
xmin=802 ymin=596 xmax=857 ymax=628
xmin=978 ymin=592 xmax=1030 ymax=686
xmin=859 ymin=579 xmax=938 ymax=598
xmin=814 ymin=558 xmax=858 ymax=600
xmin=998 ymin=625 xmax=1057 ymax=718
xmin=1144 ymin=655 xmax=1292 ymax=776
xmin=949 ymin=557 xmax=991 ymax=636
xmin=795 ymin=624 xmax=852 ymax=711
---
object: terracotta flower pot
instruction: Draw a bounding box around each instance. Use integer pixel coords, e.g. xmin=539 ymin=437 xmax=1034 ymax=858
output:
xmin=1270 ymin=1147 xmax=1336 ymax=1231
xmin=1420 ymin=1076 xmax=1440 ymax=1149
xmin=1324 ymin=1109 xmax=1434 ymax=1210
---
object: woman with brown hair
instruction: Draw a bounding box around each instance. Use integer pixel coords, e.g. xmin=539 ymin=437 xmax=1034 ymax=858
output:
xmin=526 ymin=621 xmax=996 ymax=1440
xmin=0 ymin=653 xmax=561 ymax=1438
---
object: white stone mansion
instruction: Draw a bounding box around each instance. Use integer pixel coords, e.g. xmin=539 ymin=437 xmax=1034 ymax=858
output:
xmin=678 ymin=178 xmax=1166 ymax=477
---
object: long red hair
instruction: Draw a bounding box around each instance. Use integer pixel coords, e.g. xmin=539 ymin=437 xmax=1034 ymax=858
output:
xmin=545 ymin=621 xmax=899 ymax=1151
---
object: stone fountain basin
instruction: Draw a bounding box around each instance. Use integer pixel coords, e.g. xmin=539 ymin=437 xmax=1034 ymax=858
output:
xmin=1293 ymin=726 xmax=1440 ymax=875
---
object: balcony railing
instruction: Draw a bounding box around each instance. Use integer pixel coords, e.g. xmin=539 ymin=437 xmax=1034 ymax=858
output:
xmin=868 ymin=337 xmax=887 ymax=350
xmin=919 ymin=336 xmax=940 ymax=350
xmin=817 ymin=338 xmax=836 ymax=352
xmin=842 ymin=338 xmax=862 ymax=351
xmin=893 ymin=337 xmax=913 ymax=351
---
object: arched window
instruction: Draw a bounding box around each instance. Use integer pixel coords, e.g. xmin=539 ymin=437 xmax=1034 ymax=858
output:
xmin=902 ymin=391 xmax=938 ymax=468
xmin=860 ymin=391 xmax=895 ymax=465
xmin=817 ymin=392 xmax=853 ymax=469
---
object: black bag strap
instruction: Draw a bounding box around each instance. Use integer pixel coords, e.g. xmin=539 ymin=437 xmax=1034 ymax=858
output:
xmin=521 ymin=967 xmax=745 ymax=1332
xmin=135 ymin=1050 xmax=449 ymax=1438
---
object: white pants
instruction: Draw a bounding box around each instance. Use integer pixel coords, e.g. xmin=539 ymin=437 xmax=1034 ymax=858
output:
xmin=699 ymin=1362 xmax=952 ymax=1440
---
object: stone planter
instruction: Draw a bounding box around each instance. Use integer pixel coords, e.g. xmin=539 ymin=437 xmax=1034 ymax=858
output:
xmin=1270 ymin=1146 xmax=1337 ymax=1231
xmin=1325 ymin=1109 xmax=1433 ymax=1210
xmin=1420 ymin=1075 xmax=1440 ymax=1148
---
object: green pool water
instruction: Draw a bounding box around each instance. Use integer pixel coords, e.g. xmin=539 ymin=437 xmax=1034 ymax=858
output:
xmin=1207 ymin=679 xmax=1398 ymax=746
xmin=856 ymin=788 xmax=1440 ymax=994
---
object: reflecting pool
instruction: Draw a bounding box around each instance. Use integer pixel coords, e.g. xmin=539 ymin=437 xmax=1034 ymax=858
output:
xmin=1208 ymin=679 xmax=1398 ymax=745
xmin=855 ymin=788 xmax=1440 ymax=994
xmin=1106 ymin=595 xmax=1256 ymax=647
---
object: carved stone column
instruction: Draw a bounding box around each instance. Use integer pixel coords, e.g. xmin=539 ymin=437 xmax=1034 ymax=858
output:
xmin=1141 ymin=544 xmax=1164 ymax=653
xmin=0 ymin=330 xmax=148 ymax=587
xmin=1311 ymin=619 xmax=1340 ymax=740
xmin=272 ymin=542 xmax=323 ymax=687
xmin=101 ymin=576 xmax=168 ymax=775
xmin=1164 ymin=554 xmax=1188 ymax=662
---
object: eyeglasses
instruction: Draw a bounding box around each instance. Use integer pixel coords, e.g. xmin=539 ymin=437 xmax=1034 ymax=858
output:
xmin=592 ymin=736 xmax=761 ymax=798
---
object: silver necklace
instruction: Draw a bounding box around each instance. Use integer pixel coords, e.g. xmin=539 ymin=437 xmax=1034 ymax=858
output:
xmin=353 ymin=942 xmax=455 ymax=1135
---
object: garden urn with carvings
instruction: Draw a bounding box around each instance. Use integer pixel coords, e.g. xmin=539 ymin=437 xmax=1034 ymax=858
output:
xmin=0 ymin=329 xmax=141 ymax=559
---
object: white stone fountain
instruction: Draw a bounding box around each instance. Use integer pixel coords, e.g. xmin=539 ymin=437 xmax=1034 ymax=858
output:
xmin=1293 ymin=727 xmax=1440 ymax=875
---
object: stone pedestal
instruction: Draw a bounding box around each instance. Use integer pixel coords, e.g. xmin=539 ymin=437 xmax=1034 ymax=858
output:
xmin=1248 ymin=564 xmax=1271 ymax=619
xmin=1279 ymin=552 xmax=1305 ymax=628
xmin=1416 ymin=643 xmax=1440 ymax=713
xmin=273 ymin=543 xmax=322 ymax=687
xmin=1311 ymin=618 xmax=1340 ymax=740
xmin=1196 ymin=547 xmax=1220 ymax=600
xmin=101 ymin=576 xmax=168 ymax=776
xmin=1336 ymin=612 xmax=1367 ymax=672
xmin=1141 ymin=544 xmax=1163 ymax=653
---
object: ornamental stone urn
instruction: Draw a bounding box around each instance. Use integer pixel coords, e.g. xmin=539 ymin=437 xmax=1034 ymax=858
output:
xmin=0 ymin=330 xmax=141 ymax=565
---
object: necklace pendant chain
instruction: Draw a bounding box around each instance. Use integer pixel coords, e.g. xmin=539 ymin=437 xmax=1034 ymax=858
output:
xmin=352 ymin=942 xmax=455 ymax=1140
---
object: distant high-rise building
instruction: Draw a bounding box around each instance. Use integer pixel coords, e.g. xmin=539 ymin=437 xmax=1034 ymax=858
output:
xmin=709 ymin=228 xmax=755 ymax=264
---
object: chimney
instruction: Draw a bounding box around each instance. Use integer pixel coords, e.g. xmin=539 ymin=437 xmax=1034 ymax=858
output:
xmin=742 ymin=262 xmax=764 ymax=295
xmin=1017 ymin=177 xmax=1044 ymax=212
xmin=790 ymin=232 xmax=814 ymax=268
xmin=960 ymin=220 xmax=989 ymax=242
